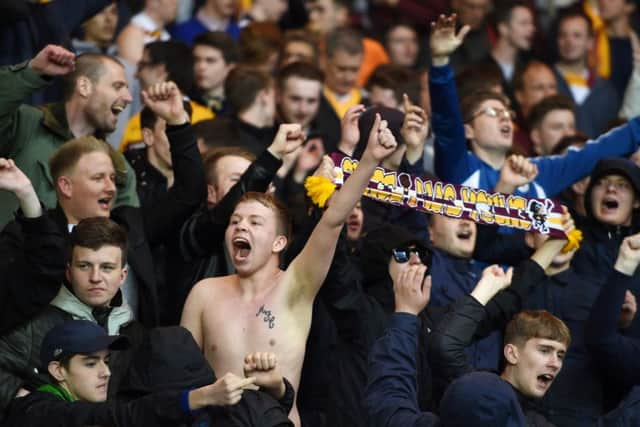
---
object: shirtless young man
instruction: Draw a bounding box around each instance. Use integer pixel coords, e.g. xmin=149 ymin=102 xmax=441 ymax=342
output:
xmin=181 ymin=114 xmax=399 ymax=426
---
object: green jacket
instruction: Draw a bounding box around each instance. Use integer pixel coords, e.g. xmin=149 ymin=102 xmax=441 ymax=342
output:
xmin=0 ymin=61 xmax=139 ymax=227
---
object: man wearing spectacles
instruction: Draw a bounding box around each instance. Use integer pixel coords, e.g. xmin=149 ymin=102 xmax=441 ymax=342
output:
xmin=361 ymin=214 xmax=530 ymax=375
xmin=466 ymin=105 xmax=517 ymax=121
xmin=429 ymin=15 xmax=640 ymax=202
xmin=572 ymin=158 xmax=640 ymax=285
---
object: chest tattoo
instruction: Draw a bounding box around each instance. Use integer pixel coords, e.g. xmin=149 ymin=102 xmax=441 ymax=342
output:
xmin=256 ymin=305 xmax=276 ymax=329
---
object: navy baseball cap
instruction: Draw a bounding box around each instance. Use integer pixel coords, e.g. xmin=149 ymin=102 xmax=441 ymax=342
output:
xmin=40 ymin=320 xmax=130 ymax=368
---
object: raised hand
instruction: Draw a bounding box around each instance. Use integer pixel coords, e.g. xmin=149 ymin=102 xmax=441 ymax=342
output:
xmin=269 ymin=123 xmax=305 ymax=161
xmin=338 ymin=104 xmax=366 ymax=156
xmin=401 ymin=94 xmax=430 ymax=164
xmin=362 ymin=113 xmax=398 ymax=164
xmin=471 ymin=265 xmax=514 ymax=306
xmin=313 ymin=155 xmax=336 ymax=180
xmin=0 ymin=158 xmax=32 ymax=195
xmin=243 ymin=352 xmax=286 ymax=399
xmin=429 ymin=14 xmax=471 ymax=66
xmin=529 ymin=206 xmax=576 ymax=269
xmin=141 ymin=81 xmax=188 ymax=125
xmin=615 ymin=233 xmax=640 ymax=276
xmin=29 ymin=45 xmax=75 ymax=76
xmin=495 ymin=154 xmax=539 ymax=194
xmin=0 ymin=158 xmax=41 ymax=218
xmin=394 ymin=264 xmax=431 ymax=315
xmin=294 ymin=138 xmax=325 ymax=182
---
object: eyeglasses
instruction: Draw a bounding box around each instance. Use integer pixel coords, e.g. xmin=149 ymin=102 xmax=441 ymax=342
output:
xmin=593 ymin=178 xmax=632 ymax=191
xmin=467 ymin=106 xmax=515 ymax=122
xmin=391 ymin=246 xmax=432 ymax=266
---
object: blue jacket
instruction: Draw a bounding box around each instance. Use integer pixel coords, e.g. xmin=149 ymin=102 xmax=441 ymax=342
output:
xmin=430 ymin=64 xmax=640 ymax=198
xmin=439 ymin=372 xmax=526 ymax=427
xmin=525 ymin=269 xmax=606 ymax=426
xmin=365 ymin=313 xmax=440 ymax=427
xmin=171 ymin=17 xmax=241 ymax=45
xmin=429 ymin=249 xmax=500 ymax=371
xmin=586 ymin=270 xmax=640 ymax=389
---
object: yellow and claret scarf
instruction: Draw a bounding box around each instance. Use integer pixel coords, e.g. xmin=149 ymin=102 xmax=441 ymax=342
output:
xmin=305 ymin=154 xmax=582 ymax=253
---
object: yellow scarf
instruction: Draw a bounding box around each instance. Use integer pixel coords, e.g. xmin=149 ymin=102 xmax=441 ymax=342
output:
xmin=323 ymin=88 xmax=362 ymax=119
xmin=584 ymin=1 xmax=611 ymax=79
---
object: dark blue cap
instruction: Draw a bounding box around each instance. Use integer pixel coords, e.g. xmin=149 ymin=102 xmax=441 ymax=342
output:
xmin=40 ymin=320 xmax=130 ymax=368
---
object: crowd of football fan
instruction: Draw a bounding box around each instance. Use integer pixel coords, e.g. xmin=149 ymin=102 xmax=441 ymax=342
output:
xmin=1 ymin=0 xmax=640 ymax=425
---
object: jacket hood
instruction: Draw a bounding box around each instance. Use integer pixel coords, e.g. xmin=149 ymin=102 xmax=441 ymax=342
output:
xmin=39 ymin=103 xmax=129 ymax=187
xmin=359 ymin=224 xmax=428 ymax=311
xmin=439 ymin=372 xmax=526 ymax=427
xmin=39 ymin=103 xmax=74 ymax=140
xmin=360 ymin=223 xmax=424 ymax=285
xmin=584 ymin=158 xmax=640 ymax=222
xmin=50 ymin=285 xmax=133 ymax=335
xmin=118 ymin=326 xmax=215 ymax=396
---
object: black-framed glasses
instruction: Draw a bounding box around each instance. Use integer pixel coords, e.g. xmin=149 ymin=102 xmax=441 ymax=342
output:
xmin=467 ymin=106 xmax=515 ymax=122
xmin=391 ymin=246 xmax=432 ymax=267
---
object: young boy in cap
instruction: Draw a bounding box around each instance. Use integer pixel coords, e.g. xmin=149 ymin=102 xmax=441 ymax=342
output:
xmin=4 ymin=320 xmax=294 ymax=426
xmin=38 ymin=320 xmax=130 ymax=404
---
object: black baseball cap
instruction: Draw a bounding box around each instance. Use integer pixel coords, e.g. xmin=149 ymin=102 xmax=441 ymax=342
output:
xmin=40 ymin=320 xmax=130 ymax=368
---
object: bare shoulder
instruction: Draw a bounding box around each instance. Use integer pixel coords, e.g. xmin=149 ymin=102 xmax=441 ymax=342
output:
xmin=190 ymin=275 xmax=237 ymax=298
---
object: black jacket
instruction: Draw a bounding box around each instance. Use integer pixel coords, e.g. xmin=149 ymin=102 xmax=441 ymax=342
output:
xmin=3 ymin=388 xmax=189 ymax=427
xmin=0 ymin=122 xmax=205 ymax=329
xmin=427 ymin=259 xmax=547 ymax=405
xmin=232 ymin=118 xmax=277 ymax=157
xmin=162 ymin=148 xmax=281 ymax=325
xmin=526 ymin=268 xmax=607 ymax=426
xmin=0 ymin=295 xmax=144 ymax=417
xmin=313 ymin=96 xmax=342 ymax=155
xmin=0 ymin=209 xmax=67 ymax=334
xmin=586 ymin=270 xmax=640 ymax=389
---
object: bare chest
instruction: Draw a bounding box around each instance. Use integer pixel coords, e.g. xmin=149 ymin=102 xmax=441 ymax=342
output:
xmin=201 ymin=295 xmax=308 ymax=385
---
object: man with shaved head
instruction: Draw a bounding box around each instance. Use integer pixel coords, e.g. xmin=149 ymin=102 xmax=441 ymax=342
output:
xmin=0 ymin=45 xmax=138 ymax=226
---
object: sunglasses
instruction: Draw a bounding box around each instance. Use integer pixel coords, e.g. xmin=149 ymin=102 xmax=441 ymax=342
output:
xmin=391 ymin=245 xmax=432 ymax=267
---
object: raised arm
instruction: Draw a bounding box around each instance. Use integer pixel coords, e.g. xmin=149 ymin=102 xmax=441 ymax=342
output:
xmin=473 ymin=155 xmax=539 ymax=264
xmin=286 ymin=114 xmax=397 ymax=305
xmin=0 ymin=45 xmax=75 ymax=156
xmin=429 ymin=14 xmax=472 ymax=182
xmin=179 ymin=152 xmax=282 ymax=262
xmin=401 ymin=94 xmax=430 ymax=168
xmin=0 ymin=160 xmax=67 ymax=332
xmin=532 ymin=119 xmax=640 ymax=198
xmin=136 ymin=81 xmax=206 ymax=247
xmin=585 ymin=233 xmax=640 ymax=387
xmin=365 ymin=262 xmax=437 ymax=427
xmin=428 ymin=265 xmax=511 ymax=401
xmin=494 ymin=154 xmax=539 ymax=195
